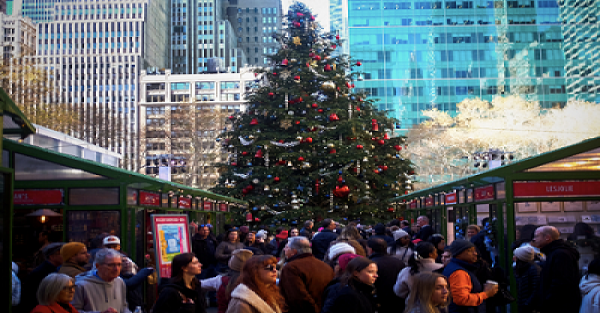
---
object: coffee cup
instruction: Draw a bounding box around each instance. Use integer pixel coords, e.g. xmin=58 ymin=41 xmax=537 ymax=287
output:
xmin=486 ymin=280 xmax=498 ymax=286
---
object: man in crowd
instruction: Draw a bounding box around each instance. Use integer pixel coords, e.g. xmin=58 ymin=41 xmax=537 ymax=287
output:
xmin=401 ymin=220 xmax=412 ymax=236
xmin=312 ymin=219 xmax=339 ymax=260
xmin=20 ymin=242 xmax=64 ymax=313
xmin=72 ymin=248 xmax=130 ymax=313
xmin=367 ymin=238 xmax=405 ymax=313
xmin=280 ymin=236 xmax=334 ymax=313
xmin=192 ymin=224 xmax=218 ymax=277
xmin=58 ymin=242 xmax=90 ymax=277
xmin=371 ymin=223 xmax=395 ymax=246
xmin=443 ymin=239 xmax=498 ymax=312
xmin=470 ymin=218 xmax=492 ymax=265
xmin=415 ymin=215 xmax=433 ymax=241
xmin=300 ymin=220 xmax=314 ymax=240
xmin=531 ymin=226 xmax=581 ymax=312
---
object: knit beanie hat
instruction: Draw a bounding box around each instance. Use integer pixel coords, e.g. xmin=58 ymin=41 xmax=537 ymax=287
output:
xmin=328 ymin=242 xmax=356 ymax=260
xmin=256 ymin=229 xmax=268 ymax=239
xmin=374 ymin=223 xmax=386 ymax=234
xmin=228 ymin=249 xmax=254 ymax=271
xmin=514 ymin=245 xmax=535 ymax=262
xmin=61 ymin=242 xmax=86 ymax=262
xmin=393 ymin=229 xmax=409 ymax=241
xmin=448 ymin=239 xmax=475 ymax=257
xmin=276 ymin=230 xmax=289 ymax=240
xmin=338 ymin=253 xmax=360 ymax=272
xmin=240 ymin=226 xmax=249 ymax=234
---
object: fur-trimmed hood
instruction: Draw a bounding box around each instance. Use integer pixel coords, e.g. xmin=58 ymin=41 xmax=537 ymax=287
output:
xmin=229 ymin=283 xmax=281 ymax=313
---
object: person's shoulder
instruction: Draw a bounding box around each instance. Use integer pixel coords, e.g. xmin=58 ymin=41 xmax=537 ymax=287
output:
xmin=30 ymin=305 xmax=53 ymax=313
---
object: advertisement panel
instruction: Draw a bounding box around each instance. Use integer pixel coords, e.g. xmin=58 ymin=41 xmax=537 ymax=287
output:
xmin=151 ymin=214 xmax=191 ymax=279
xmin=14 ymin=189 xmax=63 ymax=205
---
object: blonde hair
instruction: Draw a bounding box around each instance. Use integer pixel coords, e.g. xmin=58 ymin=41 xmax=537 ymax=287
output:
xmin=404 ymin=272 xmax=450 ymax=313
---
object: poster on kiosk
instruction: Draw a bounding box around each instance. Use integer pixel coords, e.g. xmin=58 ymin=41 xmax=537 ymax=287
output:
xmin=151 ymin=214 xmax=191 ymax=280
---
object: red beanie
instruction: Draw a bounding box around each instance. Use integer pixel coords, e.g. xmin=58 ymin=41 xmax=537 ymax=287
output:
xmin=338 ymin=253 xmax=360 ymax=272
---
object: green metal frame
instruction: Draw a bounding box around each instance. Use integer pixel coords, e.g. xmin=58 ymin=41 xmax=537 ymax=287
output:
xmin=391 ymin=136 xmax=600 ymax=312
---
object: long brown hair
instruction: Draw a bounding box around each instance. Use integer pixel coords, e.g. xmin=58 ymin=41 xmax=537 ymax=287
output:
xmin=235 ymin=255 xmax=285 ymax=311
xmin=171 ymin=252 xmax=199 ymax=289
xmin=404 ymin=272 xmax=450 ymax=313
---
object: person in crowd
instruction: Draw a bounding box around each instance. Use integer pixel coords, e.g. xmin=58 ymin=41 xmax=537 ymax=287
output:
xmin=102 ymin=235 xmax=135 ymax=275
xmin=239 ymin=226 xmax=250 ymax=244
xmin=226 ymin=255 xmax=285 ymax=313
xmin=326 ymin=242 xmax=357 ymax=268
xmin=86 ymin=233 xmax=109 ymax=270
xmin=394 ymin=242 xmax=444 ymax=301
xmin=580 ymin=258 xmax=600 ymax=313
xmin=216 ymin=227 xmax=245 ymax=273
xmin=469 ymin=219 xmax=492 ymax=265
xmin=216 ymin=224 xmax=232 ymax=243
xmin=279 ymin=236 xmax=334 ymax=313
xmin=300 ymin=220 xmax=314 ymax=240
xmin=328 ymin=257 xmax=378 ymax=313
xmin=192 ymin=224 xmax=218 ymax=279
xmin=72 ymin=248 xmax=129 ymax=313
xmin=31 ymin=273 xmax=78 ymax=313
xmin=404 ymin=272 xmax=450 ymax=313
xmin=443 ymin=239 xmax=498 ymax=313
xmin=388 ymin=229 xmax=414 ymax=265
xmin=20 ymin=242 xmax=64 ymax=313
xmin=33 ymin=231 xmax=52 ymax=268
xmin=366 ymin=238 xmax=405 ymax=313
xmin=252 ymin=230 xmax=272 ymax=255
xmin=152 ymin=253 xmax=205 ymax=313
xmin=401 ymin=220 xmax=412 ymax=237
xmin=512 ymin=224 xmax=537 ymax=250
xmin=323 ymin=225 xmax=366 ymax=263
xmin=312 ymin=219 xmax=339 ymax=260
xmin=440 ymin=247 xmax=452 ymax=268
xmin=322 ymin=254 xmax=361 ymax=313
xmin=273 ymin=230 xmax=289 ymax=257
xmin=290 ymin=228 xmax=300 ymax=237
xmin=371 ymin=223 xmax=394 ymax=246
xmin=429 ymin=234 xmax=446 ymax=264
xmin=201 ymin=249 xmax=254 ymax=313
xmin=530 ymin=225 xmax=581 ymax=312
xmin=466 ymin=225 xmax=480 ymax=242
xmin=58 ymin=242 xmax=90 ymax=278
xmin=12 ymin=262 xmax=21 ymax=308
xmin=415 ymin=216 xmax=434 ymax=241
xmin=513 ymin=246 xmax=541 ymax=313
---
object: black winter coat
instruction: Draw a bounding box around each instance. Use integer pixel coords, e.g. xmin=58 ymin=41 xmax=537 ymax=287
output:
xmin=312 ymin=230 xmax=339 ymax=260
xmin=369 ymin=253 xmax=405 ymax=313
xmin=415 ymin=225 xmax=434 ymax=241
xmin=122 ymin=267 xmax=155 ymax=311
xmin=191 ymin=234 xmax=218 ymax=267
xmin=539 ymin=239 xmax=581 ymax=313
xmin=152 ymin=279 xmax=207 ymax=313
xmin=300 ymin=228 xmax=313 ymax=240
xmin=515 ymin=262 xmax=541 ymax=313
xmin=329 ymin=280 xmax=377 ymax=313
xmin=321 ymin=278 xmax=341 ymax=313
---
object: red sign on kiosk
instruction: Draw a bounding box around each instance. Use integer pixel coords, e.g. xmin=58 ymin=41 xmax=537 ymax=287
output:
xmin=475 ymin=186 xmax=495 ymax=201
xmin=219 ymin=203 xmax=228 ymax=212
xmin=445 ymin=193 xmax=457 ymax=205
xmin=14 ymin=189 xmax=63 ymax=205
xmin=178 ymin=197 xmax=191 ymax=209
xmin=514 ymin=181 xmax=600 ymax=198
xmin=425 ymin=197 xmax=434 ymax=207
xmin=203 ymin=201 xmax=213 ymax=211
xmin=140 ymin=191 xmax=160 ymax=206
xmin=409 ymin=200 xmax=417 ymax=209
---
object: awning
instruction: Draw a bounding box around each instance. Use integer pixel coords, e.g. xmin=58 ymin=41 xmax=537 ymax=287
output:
xmin=0 ymin=88 xmax=35 ymax=139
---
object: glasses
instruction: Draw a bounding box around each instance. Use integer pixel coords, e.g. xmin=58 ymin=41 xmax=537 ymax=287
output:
xmin=62 ymin=285 xmax=76 ymax=292
xmin=263 ymin=264 xmax=276 ymax=271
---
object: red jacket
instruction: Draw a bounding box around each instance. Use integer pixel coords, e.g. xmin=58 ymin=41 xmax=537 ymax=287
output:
xmin=31 ymin=302 xmax=79 ymax=313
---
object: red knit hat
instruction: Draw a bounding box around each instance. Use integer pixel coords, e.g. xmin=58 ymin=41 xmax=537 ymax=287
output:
xmin=338 ymin=253 xmax=360 ymax=272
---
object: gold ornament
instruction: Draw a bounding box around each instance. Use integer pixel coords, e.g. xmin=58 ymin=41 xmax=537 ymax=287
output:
xmin=333 ymin=64 xmax=337 ymax=71
xmin=321 ymin=81 xmax=336 ymax=93
xmin=293 ymin=37 xmax=301 ymax=46
xmin=280 ymin=120 xmax=292 ymax=129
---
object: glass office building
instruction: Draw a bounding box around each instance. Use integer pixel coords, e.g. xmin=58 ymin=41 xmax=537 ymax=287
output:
xmin=342 ymin=0 xmax=597 ymax=130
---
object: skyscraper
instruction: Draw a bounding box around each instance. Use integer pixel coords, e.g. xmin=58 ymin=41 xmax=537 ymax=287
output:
xmin=338 ymin=0 xmax=593 ymax=130
xmin=225 ymin=0 xmax=283 ymax=67
xmin=32 ymin=0 xmax=169 ymax=169
xmin=170 ymin=0 xmax=244 ymax=74
xmin=1 ymin=13 xmax=36 ymax=59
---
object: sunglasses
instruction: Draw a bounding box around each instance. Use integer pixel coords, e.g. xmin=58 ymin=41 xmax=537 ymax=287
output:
xmin=263 ymin=264 xmax=276 ymax=271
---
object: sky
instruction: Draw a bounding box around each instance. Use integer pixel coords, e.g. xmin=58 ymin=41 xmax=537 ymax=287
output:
xmin=282 ymin=0 xmax=331 ymax=32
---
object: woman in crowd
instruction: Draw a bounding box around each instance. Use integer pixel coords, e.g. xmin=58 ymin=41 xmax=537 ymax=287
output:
xmin=389 ymin=229 xmax=414 ymax=266
xmin=580 ymin=258 xmax=600 ymax=313
xmin=289 ymin=228 xmax=300 ymax=237
xmin=226 ymin=255 xmax=285 ymax=313
xmin=201 ymin=249 xmax=254 ymax=313
xmin=31 ymin=273 xmax=78 ymax=313
xmin=152 ymin=253 xmax=206 ymax=313
xmin=328 ymin=257 xmax=378 ymax=313
xmin=394 ymin=242 xmax=444 ymax=301
xmin=322 ymin=254 xmax=361 ymax=313
xmin=513 ymin=246 xmax=541 ymax=313
xmin=404 ymin=272 xmax=450 ymax=313
xmin=428 ymin=234 xmax=446 ymax=264
xmin=216 ymin=228 xmax=245 ymax=272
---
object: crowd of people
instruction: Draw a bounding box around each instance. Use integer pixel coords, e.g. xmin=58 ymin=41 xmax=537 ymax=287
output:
xmin=10 ymin=217 xmax=594 ymax=313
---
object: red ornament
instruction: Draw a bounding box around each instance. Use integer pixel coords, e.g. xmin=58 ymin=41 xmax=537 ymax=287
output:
xmin=330 ymin=149 xmax=336 ymax=154
xmin=314 ymin=55 xmax=322 ymax=61
xmin=228 ymin=115 xmax=234 ymax=120
xmin=356 ymin=144 xmax=364 ymax=149
xmin=387 ymin=208 xmax=395 ymax=212
xmin=324 ymin=64 xmax=332 ymax=71
xmin=297 ymin=12 xmax=304 ymax=17
xmin=309 ymin=52 xmax=315 ymax=57
xmin=338 ymin=176 xmax=343 ymax=183
xmin=394 ymin=145 xmax=402 ymax=151
xmin=306 ymin=62 xmax=310 ymax=67
xmin=356 ymin=61 xmax=362 ymax=66
xmin=273 ymin=72 xmax=277 ymax=76
xmin=346 ymin=82 xmax=351 ymax=88
xmin=269 ymin=92 xmax=274 ymax=97
xmin=332 ymin=44 xmax=337 ymax=49
xmin=282 ymin=59 xmax=289 ymax=66
xmin=356 ymin=107 xmax=361 ymax=111
xmin=333 ymin=185 xmax=350 ymax=197
xmin=378 ymin=139 xmax=385 ymax=145
xmin=329 ymin=113 xmax=340 ymax=121
xmin=383 ymin=165 xmax=389 ymax=171
xmin=254 ymin=149 xmax=263 ymax=158
xmin=231 ymin=162 xmax=237 ymax=166
xmin=278 ymin=139 xmax=284 ymax=143
xmin=294 ymin=75 xmax=301 ymax=81
xmin=352 ymin=83 xmax=355 ymax=88
xmin=336 ymin=34 xmax=340 ymax=40
xmin=311 ymin=103 xmax=318 ymax=108
xmin=372 ymin=123 xmax=379 ymax=132
xmin=384 ymin=133 xmax=390 ymax=140
xmin=298 ymin=97 xmax=303 ymax=102
xmin=311 ymin=15 xmax=315 ymax=21
xmin=246 ymin=213 xmax=253 ymax=222
xmin=352 ymin=167 xmax=358 ymax=173
xmin=298 ymin=156 xmax=305 ymax=161
xmin=247 ymin=185 xmax=254 ymax=191
xmin=373 ymin=169 xmax=380 ymax=174
xmin=295 ymin=121 xmax=300 ymax=125
xmin=274 ymin=177 xmax=280 ymax=182
xmin=293 ymin=21 xmax=301 ymax=27
xmin=242 ymin=151 xmax=248 ymax=156
xmin=318 ymin=109 xmax=324 ymax=113
xmin=254 ymin=217 xmax=260 ymax=222
xmin=250 ymin=118 xmax=258 ymax=125
xmin=306 ymin=137 xmax=313 ymax=143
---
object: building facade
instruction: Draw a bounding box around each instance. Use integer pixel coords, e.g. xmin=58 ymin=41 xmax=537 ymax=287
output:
xmin=340 ymin=0 xmax=596 ymax=130
xmin=1 ymin=13 xmax=35 ymax=60
xmin=1 ymin=0 xmax=6 ymax=14
xmin=225 ymin=0 xmax=282 ymax=67
xmin=139 ymin=68 xmax=257 ymax=188
xmin=170 ymin=0 xmax=244 ymax=74
xmin=32 ymin=0 xmax=169 ymax=170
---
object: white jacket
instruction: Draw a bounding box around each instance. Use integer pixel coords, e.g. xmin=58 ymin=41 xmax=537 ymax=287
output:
xmin=394 ymin=258 xmax=444 ymax=299
xmin=580 ymin=274 xmax=600 ymax=313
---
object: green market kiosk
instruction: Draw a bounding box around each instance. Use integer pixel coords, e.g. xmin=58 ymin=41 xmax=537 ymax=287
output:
xmin=393 ymin=136 xmax=600 ymax=311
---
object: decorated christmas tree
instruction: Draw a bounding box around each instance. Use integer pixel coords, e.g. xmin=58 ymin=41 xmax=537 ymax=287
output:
xmin=211 ymin=2 xmax=414 ymax=227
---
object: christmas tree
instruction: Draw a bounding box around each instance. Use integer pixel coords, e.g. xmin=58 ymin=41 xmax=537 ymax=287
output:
xmin=211 ymin=2 xmax=414 ymax=227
